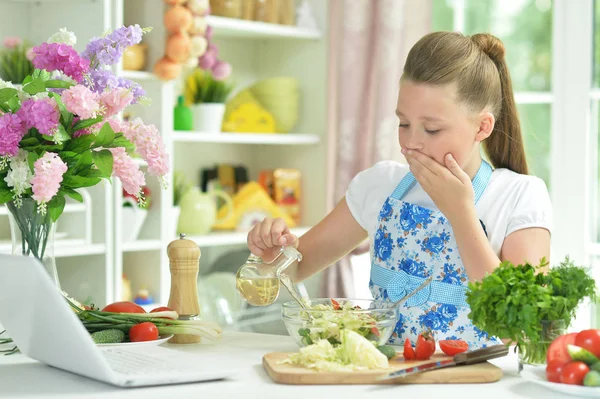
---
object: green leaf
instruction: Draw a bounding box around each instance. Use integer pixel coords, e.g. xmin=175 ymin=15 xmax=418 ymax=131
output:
xmin=102 ymin=134 xmax=134 ymax=151
xmin=59 ymin=188 xmax=83 ymax=203
xmin=92 ymin=149 xmax=114 ymax=178
xmin=27 ymin=151 xmax=40 ymax=172
xmin=22 ymin=75 xmax=32 ymax=85
xmin=0 ymin=179 xmax=12 ymax=205
xmin=72 ymin=116 xmax=103 ymax=132
xmin=50 ymin=124 xmax=70 ymax=144
xmin=0 ymin=88 xmax=17 ymax=104
xmin=22 ymin=78 xmax=46 ymax=95
xmin=62 ymin=175 xmax=102 ymax=188
xmin=6 ymin=96 xmax=19 ymax=112
xmin=64 ymin=134 xmax=95 ymax=154
xmin=19 ymin=137 xmax=39 ymax=147
xmin=94 ymin=123 xmax=115 ymax=147
xmin=32 ymin=69 xmax=50 ymax=81
xmin=45 ymin=79 xmax=74 ymax=89
xmin=47 ymin=195 xmax=66 ymax=222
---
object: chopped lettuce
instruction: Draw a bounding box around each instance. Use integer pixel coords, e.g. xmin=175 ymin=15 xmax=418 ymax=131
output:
xmin=283 ymin=329 xmax=389 ymax=372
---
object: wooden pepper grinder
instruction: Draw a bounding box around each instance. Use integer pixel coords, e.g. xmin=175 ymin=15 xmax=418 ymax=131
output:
xmin=167 ymin=233 xmax=201 ymax=344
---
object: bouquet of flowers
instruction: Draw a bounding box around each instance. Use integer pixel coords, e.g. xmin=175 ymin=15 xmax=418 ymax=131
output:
xmin=0 ymin=25 xmax=169 ymax=273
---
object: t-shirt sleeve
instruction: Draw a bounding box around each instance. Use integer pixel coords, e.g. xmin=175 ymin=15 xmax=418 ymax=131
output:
xmin=345 ymin=161 xmax=407 ymax=235
xmin=506 ymin=176 xmax=553 ymax=236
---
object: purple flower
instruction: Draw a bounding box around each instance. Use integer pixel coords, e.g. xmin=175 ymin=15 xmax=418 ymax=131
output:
xmin=117 ymin=77 xmax=146 ymax=103
xmin=87 ymin=69 xmax=120 ymax=93
xmin=82 ymin=25 xmax=143 ymax=68
xmin=31 ymin=42 xmax=90 ymax=83
xmin=0 ymin=113 xmax=26 ymax=157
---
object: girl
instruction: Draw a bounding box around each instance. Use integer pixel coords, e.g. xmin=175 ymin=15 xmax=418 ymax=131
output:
xmin=246 ymin=32 xmax=552 ymax=348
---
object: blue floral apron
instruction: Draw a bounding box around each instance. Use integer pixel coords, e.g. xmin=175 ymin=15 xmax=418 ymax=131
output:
xmin=369 ymin=160 xmax=502 ymax=349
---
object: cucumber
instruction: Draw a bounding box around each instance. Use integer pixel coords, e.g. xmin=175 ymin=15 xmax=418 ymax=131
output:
xmin=584 ymin=370 xmax=600 ymax=387
xmin=377 ymin=345 xmax=397 ymax=359
xmin=567 ymin=345 xmax=599 ymax=366
xmin=91 ymin=329 xmax=125 ymax=344
xmin=593 ymin=362 xmax=600 ymax=373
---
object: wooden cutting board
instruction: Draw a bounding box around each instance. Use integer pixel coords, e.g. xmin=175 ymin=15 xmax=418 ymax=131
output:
xmin=263 ymin=352 xmax=503 ymax=385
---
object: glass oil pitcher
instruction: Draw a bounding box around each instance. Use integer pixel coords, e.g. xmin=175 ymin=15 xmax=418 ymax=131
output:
xmin=236 ymin=246 xmax=303 ymax=306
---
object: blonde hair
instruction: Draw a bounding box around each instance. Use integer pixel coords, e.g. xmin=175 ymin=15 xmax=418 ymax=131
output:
xmin=402 ymin=31 xmax=528 ymax=175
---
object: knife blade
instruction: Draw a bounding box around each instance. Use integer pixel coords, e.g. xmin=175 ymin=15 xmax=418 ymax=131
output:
xmin=377 ymin=343 xmax=509 ymax=381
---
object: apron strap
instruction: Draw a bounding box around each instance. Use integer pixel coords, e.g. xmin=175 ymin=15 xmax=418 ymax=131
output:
xmin=391 ymin=160 xmax=493 ymax=204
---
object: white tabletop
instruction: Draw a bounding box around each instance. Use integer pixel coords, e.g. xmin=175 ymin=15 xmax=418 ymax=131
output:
xmin=0 ymin=331 xmax=571 ymax=399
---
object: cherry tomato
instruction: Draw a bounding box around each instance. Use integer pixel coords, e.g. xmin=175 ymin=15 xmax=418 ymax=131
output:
xmin=439 ymin=340 xmax=469 ymax=356
xmin=547 ymin=332 xmax=577 ymax=365
xmin=403 ymin=338 xmax=416 ymax=361
xmin=150 ymin=306 xmax=172 ymax=313
xmin=370 ymin=327 xmax=381 ymax=337
xmin=102 ymin=301 xmax=146 ymax=313
xmin=560 ymin=361 xmax=590 ymax=385
xmin=546 ymin=360 xmax=566 ymax=383
xmin=574 ymin=329 xmax=600 ymax=358
xmin=415 ymin=331 xmax=436 ymax=360
xmin=129 ymin=322 xmax=159 ymax=342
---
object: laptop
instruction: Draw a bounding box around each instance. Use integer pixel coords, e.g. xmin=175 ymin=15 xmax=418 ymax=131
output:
xmin=0 ymin=254 xmax=234 ymax=387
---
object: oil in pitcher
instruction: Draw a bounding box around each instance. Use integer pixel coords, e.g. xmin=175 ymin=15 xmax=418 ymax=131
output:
xmin=236 ymin=246 xmax=302 ymax=306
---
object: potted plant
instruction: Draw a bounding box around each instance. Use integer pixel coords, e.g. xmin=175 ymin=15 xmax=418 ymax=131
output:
xmin=0 ymin=36 xmax=34 ymax=85
xmin=466 ymin=257 xmax=597 ymax=373
xmin=184 ymin=68 xmax=234 ymax=133
xmin=0 ymin=25 xmax=169 ymax=288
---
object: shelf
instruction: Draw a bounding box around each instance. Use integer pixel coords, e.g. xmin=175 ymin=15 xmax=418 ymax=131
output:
xmin=0 ymin=239 xmax=106 ymax=258
xmin=172 ymin=131 xmax=320 ymax=145
xmin=188 ymin=226 xmax=310 ymax=248
xmin=0 ymin=202 xmax=86 ymax=216
xmin=118 ymin=70 xmax=158 ymax=81
xmin=122 ymin=239 xmax=163 ymax=252
xmin=207 ymin=16 xmax=320 ymax=40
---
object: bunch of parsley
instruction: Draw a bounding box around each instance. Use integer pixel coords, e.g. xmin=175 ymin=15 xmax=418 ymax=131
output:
xmin=466 ymin=257 xmax=597 ymax=363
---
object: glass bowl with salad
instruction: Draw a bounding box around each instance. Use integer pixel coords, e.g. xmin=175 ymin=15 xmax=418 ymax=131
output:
xmin=281 ymin=298 xmax=399 ymax=347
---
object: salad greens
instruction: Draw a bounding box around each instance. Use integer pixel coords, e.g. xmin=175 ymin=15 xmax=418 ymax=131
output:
xmin=297 ymin=299 xmax=385 ymax=346
xmin=283 ymin=329 xmax=389 ymax=372
xmin=466 ymin=256 xmax=597 ymax=364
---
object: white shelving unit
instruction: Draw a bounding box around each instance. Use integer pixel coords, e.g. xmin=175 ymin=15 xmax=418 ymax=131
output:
xmin=1 ymin=1 xmax=329 ymax=333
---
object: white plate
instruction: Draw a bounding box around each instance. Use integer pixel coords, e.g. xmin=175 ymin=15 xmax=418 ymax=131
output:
xmin=520 ymin=367 xmax=600 ymax=397
xmin=97 ymin=334 xmax=173 ymax=347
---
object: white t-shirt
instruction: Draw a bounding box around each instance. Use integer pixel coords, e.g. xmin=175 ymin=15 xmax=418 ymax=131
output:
xmin=346 ymin=161 xmax=552 ymax=256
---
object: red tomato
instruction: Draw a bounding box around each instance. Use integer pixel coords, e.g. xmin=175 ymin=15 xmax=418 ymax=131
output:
xmin=547 ymin=332 xmax=577 ymax=365
xmin=560 ymin=361 xmax=590 ymax=385
xmin=546 ymin=360 xmax=566 ymax=383
xmin=102 ymin=301 xmax=146 ymax=314
xmin=439 ymin=340 xmax=469 ymax=356
xmin=574 ymin=329 xmax=600 ymax=358
xmin=415 ymin=331 xmax=436 ymax=360
xmin=129 ymin=322 xmax=159 ymax=342
xmin=150 ymin=306 xmax=172 ymax=313
xmin=370 ymin=327 xmax=381 ymax=337
xmin=403 ymin=338 xmax=416 ymax=360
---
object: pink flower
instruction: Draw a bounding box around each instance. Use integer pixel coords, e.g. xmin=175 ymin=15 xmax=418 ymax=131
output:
xmin=198 ymin=45 xmax=217 ymax=70
xmin=17 ymin=98 xmax=60 ymax=136
xmin=32 ymin=42 xmax=90 ymax=83
xmin=119 ymin=118 xmax=169 ymax=178
xmin=3 ymin=37 xmax=22 ymax=49
xmin=99 ymin=87 xmax=134 ymax=118
xmin=212 ymin=60 xmax=231 ymax=80
xmin=30 ymin=152 xmax=68 ymax=204
xmin=61 ymin=85 xmax=101 ymax=119
xmin=25 ymin=48 xmax=35 ymax=61
xmin=0 ymin=113 xmax=26 ymax=157
xmin=109 ymin=147 xmax=145 ymax=197
xmin=205 ymin=25 xmax=213 ymax=41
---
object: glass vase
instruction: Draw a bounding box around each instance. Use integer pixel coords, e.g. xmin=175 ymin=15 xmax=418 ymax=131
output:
xmin=518 ymin=319 xmax=566 ymax=374
xmin=6 ymin=198 xmax=60 ymax=289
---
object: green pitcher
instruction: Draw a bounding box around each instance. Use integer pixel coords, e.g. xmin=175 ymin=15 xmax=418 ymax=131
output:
xmin=178 ymin=187 xmax=234 ymax=235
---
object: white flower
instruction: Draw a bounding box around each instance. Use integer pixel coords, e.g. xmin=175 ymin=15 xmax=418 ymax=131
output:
xmin=47 ymin=28 xmax=77 ymax=47
xmin=5 ymin=150 xmax=32 ymax=198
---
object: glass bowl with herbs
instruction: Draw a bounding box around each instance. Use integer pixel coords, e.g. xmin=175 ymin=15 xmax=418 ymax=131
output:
xmin=281 ymin=298 xmax=399 ymax=348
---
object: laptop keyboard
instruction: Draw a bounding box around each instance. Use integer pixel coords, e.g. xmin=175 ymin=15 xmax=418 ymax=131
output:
xmin=102 ymin=347 xmax=193 ymax=376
